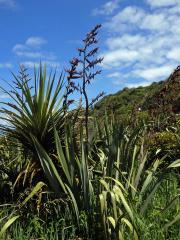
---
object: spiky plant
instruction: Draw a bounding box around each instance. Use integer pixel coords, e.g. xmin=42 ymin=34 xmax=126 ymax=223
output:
xmin=0 ymin=64 xmax=65 ymax=154
xmin=95 ymin=119 xmax=180 ymax=240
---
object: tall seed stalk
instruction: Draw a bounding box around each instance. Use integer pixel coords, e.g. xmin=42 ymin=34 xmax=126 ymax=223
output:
xmin=65 ymin=24 xmax=104 ymax=143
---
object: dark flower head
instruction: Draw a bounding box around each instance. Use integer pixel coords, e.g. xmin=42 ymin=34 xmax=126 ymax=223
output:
xmin=70 ymin=58 xmax=79 ymax=66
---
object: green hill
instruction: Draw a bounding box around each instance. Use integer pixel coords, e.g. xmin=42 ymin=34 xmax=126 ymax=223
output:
xmin=94 ymin=67 xmax=180 ymax=118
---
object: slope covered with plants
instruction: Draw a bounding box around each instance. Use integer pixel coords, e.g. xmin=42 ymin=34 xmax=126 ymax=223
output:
xmin=95 ymin=69 xmax=180 ymax=119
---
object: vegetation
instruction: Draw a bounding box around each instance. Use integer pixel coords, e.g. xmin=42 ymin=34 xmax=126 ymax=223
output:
xmin=0 ymin=25 xmax=179 ymax=240
xmin=95 ymin=68 xmax=180 ymax=120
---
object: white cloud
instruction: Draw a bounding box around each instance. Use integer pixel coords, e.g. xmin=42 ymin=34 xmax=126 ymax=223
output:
xmin=12 ymin=37 xmax=60 ymax=69
xmin=13 ymin=44 xmax=28 ymax=52
xmin=140 ymin=13 xmax=169 ymax=31
xmin=133 ymin=65 xmax=174 ymax=81
xmin=0 ymin=62 xmax=13 ymax=68
xmin=92 ymin=0 xmax=121 ymax=15
xmin=15 ymin=51 xmax=43 ymax=58
xmin=167 ymin=47 xmax=180 ymax=61
xmin=13 ymin=37 xmax=56 ymax=61
xmin=12 ymin=39 xmax=47 ymax=55
xmin=105 ymin=6 xmax=145 ymax=32
xmin=105 ymin=6 xmax=172 ymax=33
xmin=112 ymin=79 xmax=123 ymax=86
xmin=103 ymin=49 xmax=139 ymax=67
xmin=111 ymin=78 xmax=151 ymax=88
xmin=100 ymin=2 xmax=180 ymax=86
xmin=26 ymin=37 xmax=47 ymax=47
xmin=22 ymin=61 xmax=60 ymax=69
xmin=107 ymin=72 xmax=121 ymax=78
xmin=0 ymin=0 xmax=15 ymax=8
xmin=126 ymin=81 xmax=151 ymax=88
xmin=146 ymin=0 xmax=179 ymax=8
xmin=106 ymin=34 xmax=146 ymax=50
xmin=15 ymin=50 xmax=55 ymax=60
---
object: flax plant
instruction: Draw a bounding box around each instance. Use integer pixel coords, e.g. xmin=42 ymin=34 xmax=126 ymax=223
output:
xmin=0 ymin=64 xmax=64 ymax=154
xmin=95 ymin=119 xmax=180 ymax=239
xmin=31 ymin=122 xmax=95 ymax=238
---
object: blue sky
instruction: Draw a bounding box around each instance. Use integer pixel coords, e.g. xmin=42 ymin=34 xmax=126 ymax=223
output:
xmin=0 ymin=0 xmax=180 ymax=102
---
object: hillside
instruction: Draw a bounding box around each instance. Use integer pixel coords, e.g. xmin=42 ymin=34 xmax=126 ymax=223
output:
xmin=95 ymin=67 xmax=180 ymax=117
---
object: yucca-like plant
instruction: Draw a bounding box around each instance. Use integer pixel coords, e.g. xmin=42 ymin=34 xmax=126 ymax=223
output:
xmin=0 ymin=64 xmax=64 ymax=154
xmin=31 ymin=123 xmax=95 ymax=237
xmin=96 ymin=120 xmax=180 ymax=239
